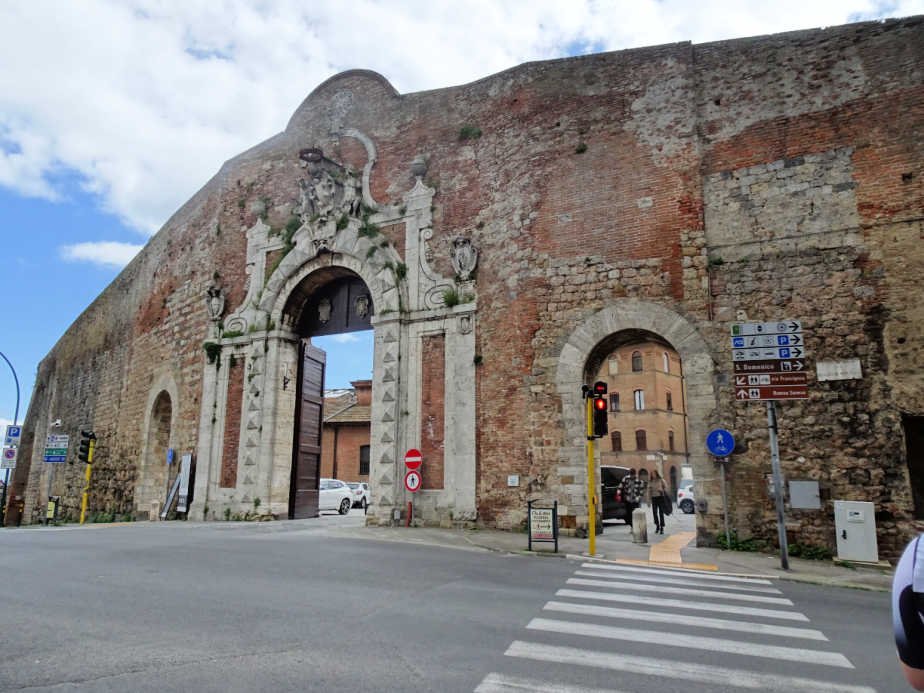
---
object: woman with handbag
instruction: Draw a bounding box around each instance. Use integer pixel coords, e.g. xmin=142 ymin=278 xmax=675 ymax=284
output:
xmin=649 ymin=470 xmax=669 ymax=535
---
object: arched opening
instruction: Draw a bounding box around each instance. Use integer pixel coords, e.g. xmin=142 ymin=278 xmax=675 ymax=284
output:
xmin=146 ymin=390 xmax=173 ymax=515
xmin=281 ymin=267 xmax=374 ymax=520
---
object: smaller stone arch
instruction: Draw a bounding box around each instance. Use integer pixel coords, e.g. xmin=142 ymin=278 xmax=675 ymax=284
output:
xmin=555 ymin=299 xmax=718 ymax=537
xmin=136 ymin=372 xmax=179 ymax=518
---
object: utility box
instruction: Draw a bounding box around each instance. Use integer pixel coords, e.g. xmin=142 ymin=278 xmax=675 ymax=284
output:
xmin=833 ymin=500 xmax=878 ymax=563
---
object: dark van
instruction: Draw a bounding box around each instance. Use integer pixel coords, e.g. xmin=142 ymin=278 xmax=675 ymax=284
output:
xmin=601 ymin=465 xmax=631 ymax=522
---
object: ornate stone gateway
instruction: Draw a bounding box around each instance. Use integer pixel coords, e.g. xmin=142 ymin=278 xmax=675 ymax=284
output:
xmin=190 ymin=139 xmax=478 ymax=526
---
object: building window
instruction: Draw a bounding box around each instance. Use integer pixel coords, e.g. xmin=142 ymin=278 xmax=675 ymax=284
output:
xmin=666 ymin=391 xmax=673 ymax=411
xmin=632 ymin=350 xmax=643 ymax=372
xmin=609 ymin=392 xmax=620 ymax=412
xmin=359 ymin=445 xmax=370 ymax=475
xmin=634 ymin=389 xmax=645 ymax=410
xmin=636 ymin=430 xmax=647 ymax=450
xmin=611 ymin=431 xmax=622 ymax=451
xmin=668 ymin=431 xmax=675 ymax=451
xmin=663 ymin=352 xmax=669 ymax=373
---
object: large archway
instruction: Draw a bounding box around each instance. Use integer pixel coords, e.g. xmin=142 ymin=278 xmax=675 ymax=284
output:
xmin=281 ymin=268 xmax=374 ymax=519
xmin=556 ymin=299 xmax=717 ymax=542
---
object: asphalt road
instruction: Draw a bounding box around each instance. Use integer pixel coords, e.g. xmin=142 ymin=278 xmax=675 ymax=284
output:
xmin=0 ymin=516 xmax=904 ymax=692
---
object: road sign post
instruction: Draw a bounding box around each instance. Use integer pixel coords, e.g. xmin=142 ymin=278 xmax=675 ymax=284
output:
xmin=767 ymin=401 xmax=789 ymax=570
xmin=707 ymin=429 xmax=735 ymax=549
xmin=730 ymin=319 xmax=807 ymax=570
xmin=404 ymin=449 xmax=422 ymax=527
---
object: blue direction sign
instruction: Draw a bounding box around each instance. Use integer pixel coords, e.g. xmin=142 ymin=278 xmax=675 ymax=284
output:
xmin=706 ymin=429 xmax=735 ymax=457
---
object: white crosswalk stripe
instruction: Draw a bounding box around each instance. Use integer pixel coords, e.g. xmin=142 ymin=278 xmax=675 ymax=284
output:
xmin=579 ymin=561 xmax=773 ymax=584
xmin=555 ymin=587 xmax=809 ymax=620
xmin=501 ymin=641 xmax=877 ymax=693
xmin=526 ymin=617 xmax=853 ymax=667
xmin=474 ymin=672 xmax=626 ymax=693
xmin=567 ymin=576 xmax=794 ymax=604
xmin=573 ymin=568 xmax=784 ymax=593
xmin=474 ymin=561 xmax=877 ymax=693
xmin=542 ymin=600 xmax=828 ymax=640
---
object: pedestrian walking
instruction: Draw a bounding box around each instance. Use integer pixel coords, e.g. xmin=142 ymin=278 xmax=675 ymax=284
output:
xmin=619 ymin=469 xmax=646 ymax=527
xmin=649 ymin=470 xmax=669 ymax=535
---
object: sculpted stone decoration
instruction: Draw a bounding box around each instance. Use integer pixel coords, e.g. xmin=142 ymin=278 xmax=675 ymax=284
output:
xmin=450 ymin=237 xmax=478 ymax=281
xmin=354 ymin=294 xmax=370 ymax=319
xmin=206 ymin=286 xmax=225 ymax=322
xmin=296 ymin=148 xmax=363 ymax=254
xmin=318 ymin=298 xmax=332 ymax=325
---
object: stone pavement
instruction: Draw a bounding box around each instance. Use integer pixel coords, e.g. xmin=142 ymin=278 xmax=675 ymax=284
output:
xmin=330 ymin=519 xmax=895 ymax=592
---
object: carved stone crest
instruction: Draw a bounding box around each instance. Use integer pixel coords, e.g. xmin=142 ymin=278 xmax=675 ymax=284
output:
xmin=450 ymin=237 xmax=478 ymax=281
xmin=318 ymin=298 xmax=332 ymax=325
xmin=459 ymin=314 xmax=473 ymax=335
xmin=354 ymin=294 xmax=370 ymax=319
xmin=295 ymin=151 xmax=362 ymax=225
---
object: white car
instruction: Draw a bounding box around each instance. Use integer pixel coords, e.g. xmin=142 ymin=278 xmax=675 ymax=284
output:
xmin=346 ymin=482 xmax=370 ymax=509
xmin=319 ymin=478 xmax=353 ymax=515
xmin=677 ymin=482 xmax=695 ymax=514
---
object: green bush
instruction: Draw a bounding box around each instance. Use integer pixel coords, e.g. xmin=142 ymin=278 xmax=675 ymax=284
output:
xmin=715 ymin=531 xmax=766 ymax=552
xmin=458 ymin=125 xmax=482 ymax=141
xmin=788 ymin=542 xmax=833 ymax=561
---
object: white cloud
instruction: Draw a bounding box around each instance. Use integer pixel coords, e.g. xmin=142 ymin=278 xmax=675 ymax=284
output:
xmin=330 ymin=334 xmax=360 ymax=343
xmin=0 ymin=0 xmax=921 ymax=236
xmin=60 ymin=241 xmax=144 ymax=268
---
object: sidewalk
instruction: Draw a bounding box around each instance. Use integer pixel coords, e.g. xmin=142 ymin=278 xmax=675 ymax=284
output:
xmin=332 ymin=520 xmax=895 ymax=592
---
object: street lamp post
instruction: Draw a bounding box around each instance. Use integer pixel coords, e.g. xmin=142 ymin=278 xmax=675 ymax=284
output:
xmin=0 ymin=350 xmax=20 ymax=527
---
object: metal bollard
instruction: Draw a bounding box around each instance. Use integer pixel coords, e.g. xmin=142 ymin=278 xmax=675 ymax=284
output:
xmin=632 ymin=508 xmax=648 ymax=544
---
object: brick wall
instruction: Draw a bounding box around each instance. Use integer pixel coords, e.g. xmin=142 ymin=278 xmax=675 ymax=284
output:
xmin=420 ymin=334 xmax=445 ymax=490
xmin=221 ymin=358 xmax=243 ymax=488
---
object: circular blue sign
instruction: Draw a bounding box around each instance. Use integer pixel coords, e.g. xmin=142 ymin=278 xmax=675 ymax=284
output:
xmin=706 ymin=429 xmax=735 ymax=457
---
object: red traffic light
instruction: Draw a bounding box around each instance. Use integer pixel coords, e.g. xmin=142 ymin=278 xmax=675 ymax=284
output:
xmin=593 ymin=380 xmax=608 ymax=396
xmin=594 ymin=397 xmax=607 ymax=411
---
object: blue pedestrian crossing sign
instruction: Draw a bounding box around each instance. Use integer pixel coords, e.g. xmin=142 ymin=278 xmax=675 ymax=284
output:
xmin=706 ymin=429 xmax=735 ymax=457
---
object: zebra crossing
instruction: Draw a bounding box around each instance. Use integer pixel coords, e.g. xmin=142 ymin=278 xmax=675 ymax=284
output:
xmin=474 ymin=560 xmax=876 ymax=693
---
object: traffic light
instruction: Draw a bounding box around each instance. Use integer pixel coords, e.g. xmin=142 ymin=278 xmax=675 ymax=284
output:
xmin=593 ymin=381 xmax=607 ymax=397
xmin=78 ymin=430 xmax=96 ymax=463
xmin=592 ymin=393 xmax=608 ymax=438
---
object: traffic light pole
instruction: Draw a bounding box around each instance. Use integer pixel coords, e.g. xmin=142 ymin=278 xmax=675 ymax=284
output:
xmin=585 ymin=395 xmax=597 ymax=557
xmin=80 ymin=439 xmax=94 ymax=524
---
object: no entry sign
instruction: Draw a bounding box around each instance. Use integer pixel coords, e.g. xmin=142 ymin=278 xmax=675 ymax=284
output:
xmin=404 ymin=448 xmax=422 ymax=471
xmin=405 ymin=470 xmax=421 ymax=492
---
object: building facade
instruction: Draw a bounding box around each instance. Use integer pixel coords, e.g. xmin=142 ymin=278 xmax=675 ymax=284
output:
xmin=596 ymin=341 xmax=688 ymax=494
xmin=6 ymin=18 xmax=923 ymax=557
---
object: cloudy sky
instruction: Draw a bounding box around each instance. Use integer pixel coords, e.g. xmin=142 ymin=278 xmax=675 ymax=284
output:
xmin=0 ymin=0 xmax=921 ymax=433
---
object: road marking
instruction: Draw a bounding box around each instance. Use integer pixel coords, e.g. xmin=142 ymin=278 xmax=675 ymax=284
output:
xmin=543 ymin=600 xmax=827 ymax=640
xmin=474 ymin=672 xmax=622 ymax=693
xmin=527 ymin=618 xmax=851 ymax=668
xmin=573 ymin=568 xmax=782 ymax=594
xmin=556 ymin=588 xmax=809 ymax=621
xmin=648 ymin=530 xmax=695 ymax=564
xmin=567 ymin=577 xmax=794 ymax=604
xmin=504 ymin=641 xmax=876 ymax=693
xmin=580 ymin=561 xmax=772 ymax=584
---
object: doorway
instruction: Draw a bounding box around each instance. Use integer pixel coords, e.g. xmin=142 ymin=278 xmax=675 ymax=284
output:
xmin=286 ymin=270 xmax=374 ymax=519
xmin=903 ymin=415 xmax=924 ymax=520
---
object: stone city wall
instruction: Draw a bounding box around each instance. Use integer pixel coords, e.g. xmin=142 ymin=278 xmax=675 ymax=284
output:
xmin=9 ymin=18 xmax=923 ymax=557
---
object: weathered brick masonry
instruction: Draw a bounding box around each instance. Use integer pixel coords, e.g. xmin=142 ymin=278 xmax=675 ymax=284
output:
xmin=8 ymin=18 xmax=923 ymax=558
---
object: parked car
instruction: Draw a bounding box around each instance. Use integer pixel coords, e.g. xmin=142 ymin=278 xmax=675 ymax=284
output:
xmin=319 ymin=478 xmax=353 ymax=515
xmin=677 ymin=481 xmax=695 ymax=514
xmin=601 ymin=465 xmax=631 ymax=522
xmin=346 ymin=482 xmax=370 ymax=509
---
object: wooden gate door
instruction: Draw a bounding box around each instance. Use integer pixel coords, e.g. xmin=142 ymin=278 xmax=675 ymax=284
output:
xmin=290 ymin=341 xmax=325 ymax=519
